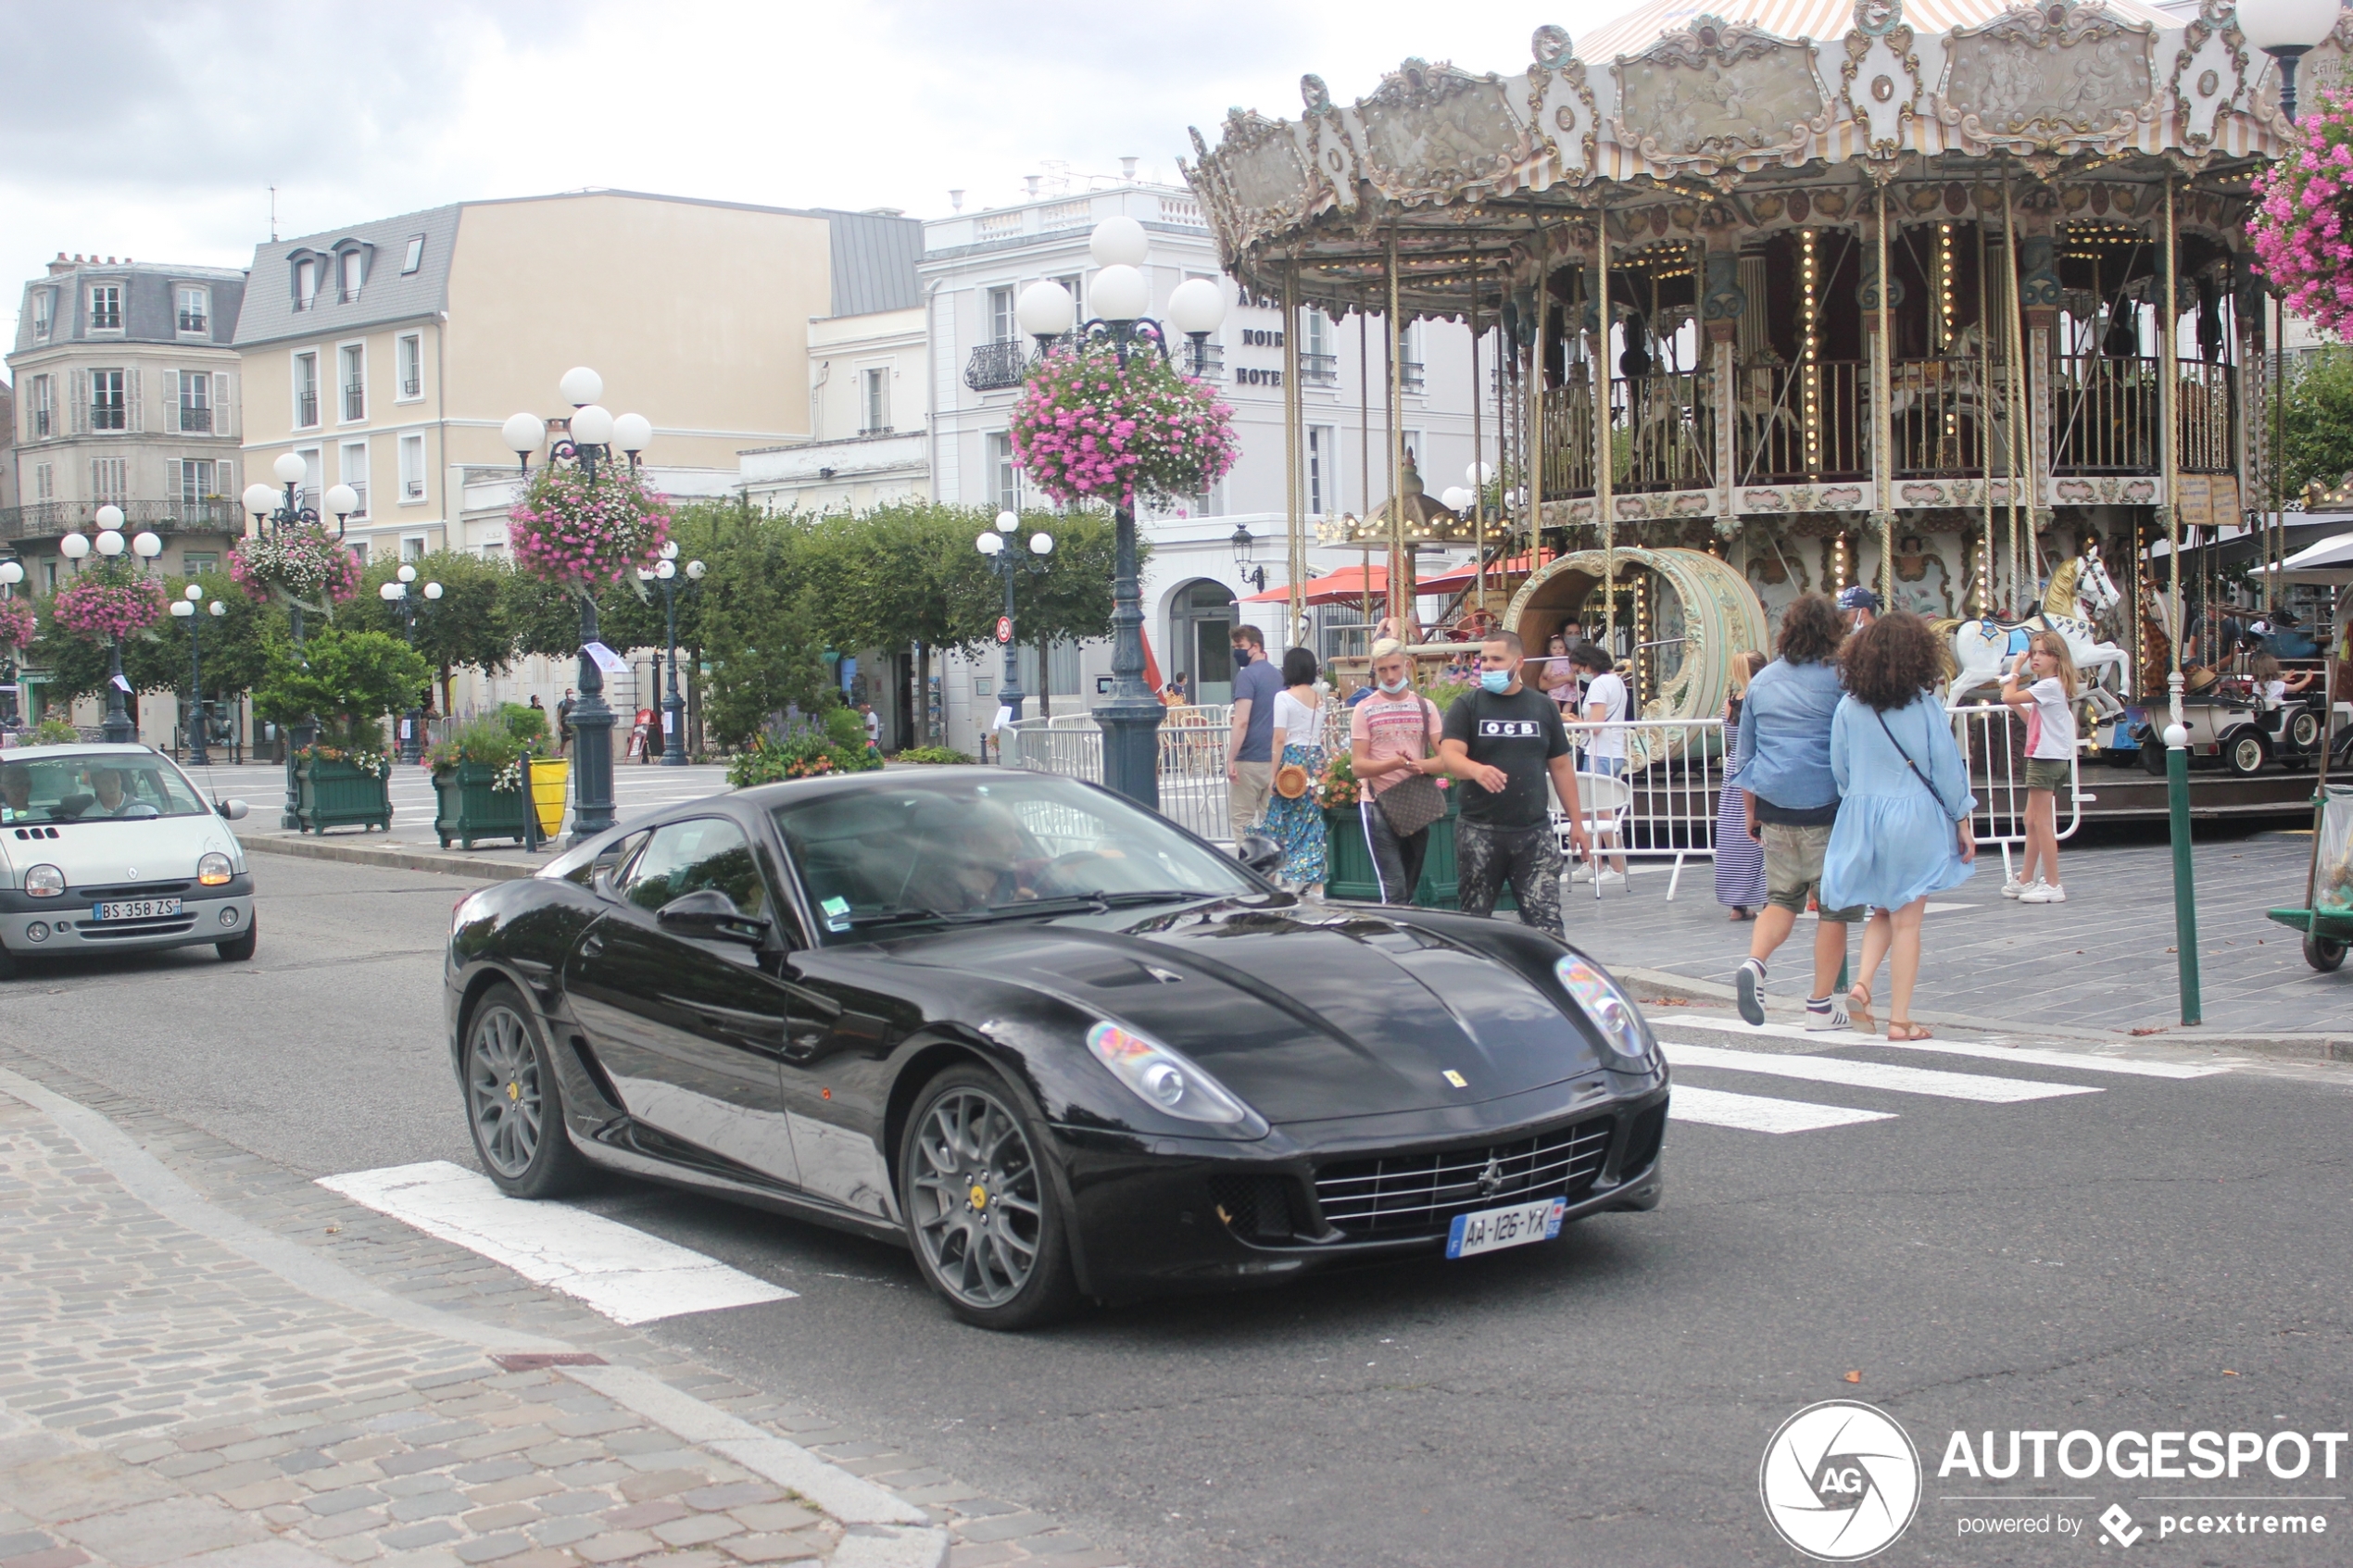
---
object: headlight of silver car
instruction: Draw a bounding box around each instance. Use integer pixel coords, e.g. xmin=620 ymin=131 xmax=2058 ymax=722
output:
xmin=1087 ymin=1021 xmax=1262 ymax=1129
xmin=1554 ymin=954 xmax=1657 ymax=1069
xmin=197 ymin=852 xmax=233 ymax=887
xmin=22 ymin=864 xmax=64 ymax=898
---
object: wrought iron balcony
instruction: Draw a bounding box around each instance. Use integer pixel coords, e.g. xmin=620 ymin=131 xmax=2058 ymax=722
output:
xmin=343 ymin=383 xmax=366 ymax=421
xmin=1400 ymin=359 xmax=1427 ymax=395
xmin=0 ymin=498 xmax=245 ymax=541
xmin=89 ymin=404 xmax=126 ymax=432
xmin=964 ymin=340 xmax=1030 ymax=392
xmin=178 ymin=407 xmax=213 ymax=433
xmin=298 ymin=391 xmax=320 ymax=427
xmin=1183 ymin=342 xmax=1225 ymax=379
xmin=1301 ymin=352 xmax=1339 ymax=386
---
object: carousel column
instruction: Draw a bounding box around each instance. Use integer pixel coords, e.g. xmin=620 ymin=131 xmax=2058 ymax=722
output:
xmin=2018 ymin=224 xmax=2061 ymax=599
xmin=1703 ymin=237 xmax=1743 ymax=534
xmin=1595 ymin=211 xmax=1617 ymax=656
xmin=1870 ymin=185 xmax=1897 ymax=604
xmin=2236 ymin=270 xmax=2268 ymax=615
xmin=1387 ymin=224 xmax=1414 ymax=637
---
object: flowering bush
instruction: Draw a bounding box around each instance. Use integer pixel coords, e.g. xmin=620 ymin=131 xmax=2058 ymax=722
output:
xmin=0 ymin=596 xmax=37 ymax=651
xmin=51 ymin=577 xmax=166 ymax=643
xmin=231 ymin=522 xmax=362 ymax=608
xmin=726 ymin=731 xmax=871 ymax=786
xmin=1313 ymin=750 xmax=1361 ymax=810
xmin=1009 ymin=342 xmax=1238 ymax=507
xmin=295 ymin=743 xmax=390 ymax=778
xmin=508 ymin=461 xmax=672 ymax=588
xmin=2252 ymin=84 xmax=2353 ymax=337
xmin=425 ymin=713 xmax=545 ymax=777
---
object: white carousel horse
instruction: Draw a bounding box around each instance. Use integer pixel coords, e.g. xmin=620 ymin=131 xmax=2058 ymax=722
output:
xmin=1944 ymin=545 xmax=2131 ymax=707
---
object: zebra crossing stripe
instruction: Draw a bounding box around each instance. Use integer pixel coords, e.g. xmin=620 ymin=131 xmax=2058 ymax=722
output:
xmin=1663 ymin=1043 xmax=2102 ymax=1104
xmin=1668 ymin=1085 xmax=1899 ymax=1135
xmin=1654 ymin=1012 xmax=2228 ymax=1078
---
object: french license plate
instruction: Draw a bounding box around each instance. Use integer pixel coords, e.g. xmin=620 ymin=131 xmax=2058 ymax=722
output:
xmin=1445 ymin=1196 xmax=1568 ymax=1260
xmin=94 ymin=898 xmax=180 ymax=922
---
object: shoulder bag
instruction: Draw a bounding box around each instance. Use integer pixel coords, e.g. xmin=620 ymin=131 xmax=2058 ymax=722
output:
xmin=1871 ymin=703 xmax=1957 ymax=820
xmin=1375 ymin=697 xmax=1448 ymax=839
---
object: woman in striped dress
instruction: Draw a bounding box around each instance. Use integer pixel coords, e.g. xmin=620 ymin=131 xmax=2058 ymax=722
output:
xmin=1716 ymin=651 xmax=1769 ymax=920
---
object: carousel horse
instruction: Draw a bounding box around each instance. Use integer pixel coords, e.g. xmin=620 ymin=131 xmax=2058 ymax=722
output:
xmin=1943 ymin=544 xmax=2131 ymax=707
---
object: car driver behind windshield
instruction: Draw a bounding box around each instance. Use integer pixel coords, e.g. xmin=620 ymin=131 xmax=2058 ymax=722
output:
xmin=87 ymin=767 xmax=141 ymax=817
xmin=0 ymin=765 xmax=28 ymax=822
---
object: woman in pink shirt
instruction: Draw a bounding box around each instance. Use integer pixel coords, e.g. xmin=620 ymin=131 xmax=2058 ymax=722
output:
xmin=1350 ymin=640 xmax=1448 ymax=903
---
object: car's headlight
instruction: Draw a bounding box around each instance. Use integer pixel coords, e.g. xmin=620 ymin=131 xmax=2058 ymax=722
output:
xmin=1555 ymin=954 xmax=1656 ymax=1069
xmin=23 ymin=864 xmax=64 ymax=898
xmin=1087 ymin=1022 xmax=1259 ymax=1126
xmin=197 ymin=852 xmax=233 ymax=887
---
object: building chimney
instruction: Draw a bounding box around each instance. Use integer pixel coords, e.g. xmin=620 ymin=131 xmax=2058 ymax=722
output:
xmin=1024 ymin=175 xmax=1041 ymax=198
xmin=49 ymin=253 xmax=72 ymax=275
xmin=949 ymin=189 xmax=964 ymax=212
xmin=1121 ymin=157 xmax=1139 ymax=182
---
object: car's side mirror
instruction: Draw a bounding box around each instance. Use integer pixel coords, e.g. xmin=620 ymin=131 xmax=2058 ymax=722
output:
xmin=656 ymin=887 xmax=770 ymax=946
xmin=1234 ymin=833 xmax=1285 ymax=876
xmin=216 ymin=798 xmax=248 ymax=822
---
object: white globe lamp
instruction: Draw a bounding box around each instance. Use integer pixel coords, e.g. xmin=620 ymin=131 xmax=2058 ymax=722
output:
xmin=1089 ymin=216 xmax=1148 ymax=269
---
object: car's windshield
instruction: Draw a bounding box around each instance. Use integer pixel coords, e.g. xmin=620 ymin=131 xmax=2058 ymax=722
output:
xmin=772 ymin=772 xmax=1259 ymax=940
xmin=1 ymin=751 xmax=209 ymax=823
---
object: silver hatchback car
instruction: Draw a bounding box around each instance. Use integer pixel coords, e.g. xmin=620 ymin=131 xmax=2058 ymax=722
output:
xmin=0 ymin=744 xmax=255 ymax=973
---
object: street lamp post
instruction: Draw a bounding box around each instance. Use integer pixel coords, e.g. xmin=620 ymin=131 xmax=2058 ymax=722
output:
xmin=976 ymin=510 xmax=1055 ymax=728
xmin=1014 ymin=220 xmax=1227 ymax=808
xmin=504 ymin=368 xmax=654 ymax=843
xmin=2239 ymin=0 xmax=2343 ymax=119
xmin=169 ymin=585 xmax=227 ymax=765
xmin=635 ymin=544 xmax=705 ymax=766
xmin=0 ymin=558 xmax=24 ymax=730
xmin=378 ymin=565 xmax=443 ymax=764
xmin=1229 ymin=524 xmax=1266 ymax=593
xmin=67 ymin=508 xmax=166 ymax=744
xmin=242 ymin=454 xmax=357 ymax=827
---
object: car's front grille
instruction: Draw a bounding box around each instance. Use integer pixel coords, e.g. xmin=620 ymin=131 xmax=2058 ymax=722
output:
xmin=76 ymin=918 xmax=195 ymax=940
xmin=1314 ymin=1116 xmax=1615 ymax=1239
xmin=75 ymin=881 xmax=193 ymax=901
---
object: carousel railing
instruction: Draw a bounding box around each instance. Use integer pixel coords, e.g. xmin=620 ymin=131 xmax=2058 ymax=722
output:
xmin=1538 ymin=383 xmax=1597 ymax=499
xmin=2050 ymin=354 xmax=2159 ymax=474
xmin=1734 ymin=359 xmax=1867 ymax=484
xmin=1612 ymin=371 xmax=1714 ymax=493
xmin=2176 ymin=360 xmax=2235 ymax=473
xmin=1890 ymin=356 xmax=2017 ymax=478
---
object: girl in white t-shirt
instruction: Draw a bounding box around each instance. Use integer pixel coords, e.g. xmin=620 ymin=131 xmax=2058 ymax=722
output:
xmin=2247 ymin=652 xmax=2314 ymax=709
xmin=1999 ymin=632 xmax=2078 ymax=904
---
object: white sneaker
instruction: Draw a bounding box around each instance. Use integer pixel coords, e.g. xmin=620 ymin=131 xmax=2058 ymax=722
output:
xmin=2001 ymin=876 xmax=2027 ymax=899
xmin=1593 ymin=870 xmax=1627 ymax=887
xmin=2020 ymin=881 xmax=2068 ymax=904
xmin=1570 ymin=863 xmax=1597 ymax=884
xmin=1803 ymin=1000 xmax=1852 ymax=1031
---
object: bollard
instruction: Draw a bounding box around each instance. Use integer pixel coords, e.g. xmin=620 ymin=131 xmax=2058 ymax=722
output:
xmin=2164 ymin=718 xmax=2201 ymax=1025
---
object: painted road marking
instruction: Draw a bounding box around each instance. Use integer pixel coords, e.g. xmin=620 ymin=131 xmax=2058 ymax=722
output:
xmin=1667 ymin=1085 xmax=1899 ymax=1135
xmin=1662 ymin=1043 xmax=2102 ymax=1104
xmin=1654 ymin=1012 xmax=2229 ymax=1078
xmin=320 ymin=1160 xmax=794 ymax=1324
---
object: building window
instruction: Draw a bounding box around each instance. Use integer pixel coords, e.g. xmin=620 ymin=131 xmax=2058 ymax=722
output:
xmin=296 ymin=448 xmax=322 ymax=510
xmin=295 ymin=257 xmax=318 ymax=310
xmin=340 ymin=442 xmax=370 ymax=519
xmin=987 ymin=432 xmax=1017 ymax=513
xmin=177 ymin=287 xmax=208 ymax=334
xmin=179 ymin=460 xmax=216 ymax=510
xmin=31 ymin=290 xmax=52 ymax=340
xmin=988 ymin=285 xmax=1016 ymax=345
xmin=396 ymin=333 xmax=422 ymax=400
xmin=179 ymin=371 xmax=212 ymax=432
xmin=339 ymin=249 xmax=365 ymax=302
xmin=28 ymin=375 xmax=53 ymax=439
xmin=88 ymin=284 xmax=121 ymax=331
xmin=348 ymin=540 xmax=370 ymax=567
xmin=90 ymin=457 xmax=127 ymax=503
xmin=398 ymin=433 xmax=426 ymax=502
xmin=1400 ymin=322 xmax=1426 ymax=395
xmin=339 ymin=344 xmax=366 ymax=421
xmin=32 ymin=464 xmax=53 ymax=501
xmin=861 ymin=367 xmax=889 ymax=434
xmin=42 ymin=562 xmax=57 ymax=594
xmin=1052 ymin=273 xmax=1084 ymax=321
xmin=402 ymin=235 xmax=424 ymax=274
xmin=90 ymin=370 xmax=126 ymax=431
xmin=1307 ymin=425 xmax=1332 ymax=515
xmin=401 ymin=535 xmax=425 ymax=563
xmin=182 ymin=552 xmax=219 ymax=574
xmin=295 ymin=352 xmax=320 ymax=428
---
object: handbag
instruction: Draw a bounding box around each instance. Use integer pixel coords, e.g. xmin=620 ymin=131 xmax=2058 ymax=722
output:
xmin=1274 ymin=761 xmax=1311 ymax=799
xmin=1375 ymin=698 xmax=1447 ymax=839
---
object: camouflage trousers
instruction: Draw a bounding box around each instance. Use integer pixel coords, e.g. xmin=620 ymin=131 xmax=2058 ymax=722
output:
xmin=1455 ymin=819 xmax=1564 ymax=935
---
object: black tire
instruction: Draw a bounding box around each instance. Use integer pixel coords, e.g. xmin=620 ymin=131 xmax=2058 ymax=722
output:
xmin=2289 ymin=710 xmax=2322 ymax=752
xmin=898 ymin=1063 xmax=1079 ymax=1331
xmin=2140 ymin=739 xmax=2170 ymax=775
xmin=462 ymin=981 xmax=589 ymax=1198
xmin=2226 ymin=732 xmax=2268 ymax=777
xmin=216 ymin=914 xmax=258 ymax=961
xmin=0 ymin=941 xmax=18 ymax=981
xmin=2306 ymin=933 xmax=2347 ymax=973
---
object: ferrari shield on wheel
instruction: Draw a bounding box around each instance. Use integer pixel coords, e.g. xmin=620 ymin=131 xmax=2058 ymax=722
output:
xmin=463 ymin=982 xmax=586 ymax=1198
xmin=900 ymin=1065 xmax=1077 ymax=1329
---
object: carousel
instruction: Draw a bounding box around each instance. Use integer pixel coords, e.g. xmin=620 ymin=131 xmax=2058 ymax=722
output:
xmin=1183 ymin=0 xmax=2349 ymax=812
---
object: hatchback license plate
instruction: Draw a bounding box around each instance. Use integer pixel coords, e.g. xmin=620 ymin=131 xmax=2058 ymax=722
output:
xmin=1445 ymin=1196 xmax=1568 ymax=1260
xmin=94 ymin=898 xmax=180 ymax=922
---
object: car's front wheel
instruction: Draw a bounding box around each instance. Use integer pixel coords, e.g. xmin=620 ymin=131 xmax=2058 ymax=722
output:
xmin=217 ymin=914 xmax=257 ymax=962
xmin=899 ymin=1064 xmax=1078 ymax=1330
xmin=463 ymin=982 xmax=587 ymax=1198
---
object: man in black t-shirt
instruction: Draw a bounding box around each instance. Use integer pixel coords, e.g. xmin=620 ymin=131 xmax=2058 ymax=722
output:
xmin=1438 ymin=632 xmax=1592 ymax=932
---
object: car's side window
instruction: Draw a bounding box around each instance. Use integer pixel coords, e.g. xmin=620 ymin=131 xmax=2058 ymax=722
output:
xmin=619 ymin=818 xmax=768 ymax=921
xmin=568 ymin=829 xmax=647 ymax=888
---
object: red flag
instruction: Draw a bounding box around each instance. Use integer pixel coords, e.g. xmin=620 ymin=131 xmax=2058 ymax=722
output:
xmin=1140 ymin=627 xmax=1164 ymax=693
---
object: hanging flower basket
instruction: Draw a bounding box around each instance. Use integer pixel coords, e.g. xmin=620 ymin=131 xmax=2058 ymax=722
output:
xmin=508 ymin=461 xmax=672 ymax=589
xmin=231 ymin=522 xmax=363 ymax=615
xmin=51 ymin=577 xmax=166 ymax=644
xmin=0 ymin=596 xmax=37 ymax=652
xmin=2251 ymin=84 xmax=2353 ymax=337
xmin=1010 ymin=341 xmax=1238 ymax=507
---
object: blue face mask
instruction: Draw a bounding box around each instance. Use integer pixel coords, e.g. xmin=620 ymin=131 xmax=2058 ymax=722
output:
xmin=1377 ymin=676 xmax=1411 ymax=696
xmin=1479 ymin=670 xmax=1512 ymax=695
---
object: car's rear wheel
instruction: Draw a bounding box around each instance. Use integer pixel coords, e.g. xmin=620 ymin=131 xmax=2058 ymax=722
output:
xmin=217 ymin=914 xmax=257 ymax=962
xmin=463 ymin=982 xmax=587 ymax=1198
xmin=899 ymin=1064 xmax=1078 ymax=1330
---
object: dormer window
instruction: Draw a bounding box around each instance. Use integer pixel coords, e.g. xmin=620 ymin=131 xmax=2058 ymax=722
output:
xmin=88 ymin=284 xmax=121 ymax=332
xmin=177 ymin=286 xmax=208 ymax=334
xmin=401 ymin=235 xmax=424 ymax=274
xmin=30 ymin=289 xmax=51 ymax=339
xmin=295 ymin=257 xmax=319 ymax=310
xmin=339 ymin=248 xmax=365 ymax=302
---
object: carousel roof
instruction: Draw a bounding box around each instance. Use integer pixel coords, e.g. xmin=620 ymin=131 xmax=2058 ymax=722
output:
xmin=1180 ymin=0 xmax=2342 ymax=316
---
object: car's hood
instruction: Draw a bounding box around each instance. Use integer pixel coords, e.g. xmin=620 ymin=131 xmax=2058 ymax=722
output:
xmin=910 ymin=904 xmax=1601 ymax=1124
xmin=0 ymin=815 xmax=245 ymax=887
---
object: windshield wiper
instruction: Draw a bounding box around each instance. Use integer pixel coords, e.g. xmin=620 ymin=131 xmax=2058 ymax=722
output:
xmin=841 ymin=897 xmax=1107 ymax=930
xmin=1091 ymin=889 xmax=1230 ymax=907
xmin=839 ymin=907 xmax=965 ymax=930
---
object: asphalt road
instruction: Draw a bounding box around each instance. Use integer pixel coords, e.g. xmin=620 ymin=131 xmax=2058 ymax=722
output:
xmin=10 ymin=853 xmax=2353 ymax=1567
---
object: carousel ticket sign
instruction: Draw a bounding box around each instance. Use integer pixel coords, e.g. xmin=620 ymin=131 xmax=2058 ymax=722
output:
xmin=1611 ymin=16 xmax=1831 ymax=179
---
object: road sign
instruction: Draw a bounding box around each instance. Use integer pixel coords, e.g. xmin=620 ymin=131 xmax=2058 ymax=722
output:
xmin=996 ymin=616 xmax=1013 ymax=644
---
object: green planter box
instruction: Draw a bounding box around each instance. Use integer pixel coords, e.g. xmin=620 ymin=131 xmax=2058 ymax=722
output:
xmin=1321 ymin=791 xmax=1492 ymax=911
xmin=296 ymin=758 xmax=393 ymax=834
xmin=433 ymin=763 xmax=530 ymax=850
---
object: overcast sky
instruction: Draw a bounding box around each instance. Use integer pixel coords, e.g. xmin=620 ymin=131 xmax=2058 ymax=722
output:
xmin=0 ymin=0 xmax=1631 ymax=349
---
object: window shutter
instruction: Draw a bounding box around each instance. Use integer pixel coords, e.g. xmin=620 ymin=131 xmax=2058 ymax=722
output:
xmin=128 ymin=367 xmax=143 ymax=433
xmin=217 ymin=372 xmax=234 ymax=438
xmin=164 ymin=370 xmax=180 ymax=431
xmin=71 ymin=370 xmax=87 ymax=433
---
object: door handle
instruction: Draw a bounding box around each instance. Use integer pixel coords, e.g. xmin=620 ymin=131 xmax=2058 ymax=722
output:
xmin=580 ymin=934 xmax=605 ymax=959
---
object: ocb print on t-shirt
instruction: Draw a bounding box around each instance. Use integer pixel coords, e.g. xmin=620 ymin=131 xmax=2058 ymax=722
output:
xmin=1478 ymin=720 xmax=1545 ymax=737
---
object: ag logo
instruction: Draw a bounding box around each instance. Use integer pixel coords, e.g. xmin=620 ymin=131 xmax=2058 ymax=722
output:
xmin=1759 ymin=1399 xmax=1920 ymax=1561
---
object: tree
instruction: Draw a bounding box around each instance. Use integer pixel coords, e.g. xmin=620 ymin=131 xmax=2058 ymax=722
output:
xmin=802 ymin=504 xmax=1001 ymax=745
xmin=252 ymin=628 xmax=432 ymax=751
xmin=346 ymin=552 xmax=518 ymax=713
xmin=130 ymin=571 xmax=284 ymax=733
xmin=2281 ymin=347 xmax=2353 ymax=505
xmin=695 ymin=506 xmax=831 ymax=750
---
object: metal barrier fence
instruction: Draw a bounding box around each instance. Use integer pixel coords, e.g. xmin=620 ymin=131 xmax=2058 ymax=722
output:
xmin=1950 ymin=702 xmax=2082 ymax=884
xmin=1007 ymin=704 xmax=1236 ymax=844
xmin=1551 ymin=718 xmax=1727 ymax=899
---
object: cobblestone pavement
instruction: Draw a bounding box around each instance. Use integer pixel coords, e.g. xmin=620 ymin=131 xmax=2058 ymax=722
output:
xmin=0 ymin=1050 xmax=1128 ymax=1568
xmin=1562 ymin=828 xmax=2347 ymax=1035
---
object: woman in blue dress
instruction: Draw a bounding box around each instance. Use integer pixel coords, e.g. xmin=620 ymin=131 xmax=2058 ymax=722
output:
xmin=1262 ymin=646 xmax=1329 ymax=893
xmin=1821 ymin=611 xmax=1978 ymax=1040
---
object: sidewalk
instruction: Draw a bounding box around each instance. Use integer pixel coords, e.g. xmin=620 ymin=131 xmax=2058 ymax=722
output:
xmin=0 ymin=1061 xmax=949 ymax=1568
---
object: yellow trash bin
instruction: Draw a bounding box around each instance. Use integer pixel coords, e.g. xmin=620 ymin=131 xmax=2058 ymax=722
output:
xmin=528 ymin=758 xmax=569 ymax=841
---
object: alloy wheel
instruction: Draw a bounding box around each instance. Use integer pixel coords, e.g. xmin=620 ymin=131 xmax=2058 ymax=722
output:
xmin=908 ymin=1086 xmax=1044 ymax=1309
xmin=467 ymin=1004 xmax=543 ymax=1178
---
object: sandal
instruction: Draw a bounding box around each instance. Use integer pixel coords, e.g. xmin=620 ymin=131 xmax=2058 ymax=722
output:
xmin=1887 ymin=1021 xmax=1932 ymax=1041
xmin=1728 ymin=907 xmax=1750 ymax=922
xmin=1845 ymin=985 xmax=1874 ymax=1034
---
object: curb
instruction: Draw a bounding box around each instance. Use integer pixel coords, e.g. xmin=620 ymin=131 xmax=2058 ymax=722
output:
xmin=242 ymin=832 xmax=543 ymax=882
